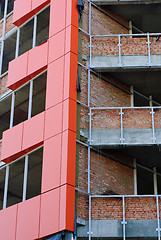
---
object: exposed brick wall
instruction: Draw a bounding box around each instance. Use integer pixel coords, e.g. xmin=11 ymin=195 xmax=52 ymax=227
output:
xmin=91 ymin=108 xmax=161 ymax=130
xmin=5 ymin=14 xmax=15 ymax=33
xmin=91 ymin=197 xmax=161 ymax=220
xmin=92 ymin=36 xmax=161 ymax=56
xmin=0 ymin=74 xmax=9 ymax=96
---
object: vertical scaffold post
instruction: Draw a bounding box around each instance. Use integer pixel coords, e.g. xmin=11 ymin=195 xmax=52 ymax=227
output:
xmin=147 ymin=33 xmax=152 ymax=66
xmin=120 ymin=108 xmax=124 ymax=144
xmin=88 ymin=146 xmax=90 ymax=194
xmin=89 ymin=196 xmax=92 ymax=240
xmin=118 ymin=35 xmax=122 ymax=67
xmin=89 ymin=108 xmax=92 ymax=146
xmin=156 ymin=195 xmax=161 ymax=240
xmin=150 ymin=107 xmax=156 ymax=144
xmin=122 ymin=196 xmax=127 ymax=240
xmin=15 ymin=28 xmax=20 ymax=58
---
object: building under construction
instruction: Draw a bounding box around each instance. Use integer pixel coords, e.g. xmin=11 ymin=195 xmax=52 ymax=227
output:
xmin=0 ymin=0 xmax=161 ymax=239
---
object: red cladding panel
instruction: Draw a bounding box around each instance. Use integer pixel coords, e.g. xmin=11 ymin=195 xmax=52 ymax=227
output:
xmin=16 ymin=196 xmax=40 ymax=240
xmin=12 ymin=0 xmax=32 ymax=27
xmin=44 ymin=103 xmax=63 ymax=140
xmin=65 ymin=25 xmax=78 ymax=55
xmin=66 ymin=0 xmax=78 ymax=28
xmin=41 ymin=134 xmax=62 ymax=193
xmin=22 ymin=112 xmax=45 ymax=151
xmin=39 ymin=188 xmax=59 ymax=238
xmin=1 ymin=123 xmax=23 ymax=163
xmin=7 ymin=52 xmax=28 ymax=91
xmin=64 ymin=52 xmax=77 ymax=101
xmin=49 ymin=0 xmax=66 ymax=37
xmin=28 ymin=42 xmax=48 ymax=77
xmin=60 ymin=185 xmax=75 ymax=231
xmin=61 ymin=130 xmax=76 ymax=186
xmin=32 ymin=0 xmax=50 ymax=13
xmin=0 ymin=205 xmax=17 ymax=240
xmin=48 ymin=30 xmax=65 ymax=64
xmin=63 ymin=99 xmax=77 ymax=133
xmin=45 ymin=57 xmax=64 ymax=110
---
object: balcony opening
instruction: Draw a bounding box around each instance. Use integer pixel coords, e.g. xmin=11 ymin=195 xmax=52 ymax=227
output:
xmin=2 ymin=31 xmax=17 ymax=74
xmin=13 ymin=82 xmax=30 ymax=126
xmin=19 ymin=19 xmax=34 ymax=56
xmin=26 ymin=147 xmax=43 ymax=199
xmin=0 ymin=94 xmax=12 ymax=139
xmin=7 ymin=157 xmax=25 ymax=207
xmin=36 ymin=6 xmax=50 ymax=46
xmin=0 ymin=167 xmax=6 ymax=210
xmin=31 ymin=71 xmax=47 ymax=117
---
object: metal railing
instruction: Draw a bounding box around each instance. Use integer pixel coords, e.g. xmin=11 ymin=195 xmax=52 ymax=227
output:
xmin=89 ymin=106 xmax=161 ymax=145
xmin=90 ymin=33 xmax=161 ymax=68
xmin=89 ymin=194 xmax=161 ymax=240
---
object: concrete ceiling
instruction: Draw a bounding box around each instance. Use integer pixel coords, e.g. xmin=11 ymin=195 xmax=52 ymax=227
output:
xmin=103 ymin=3 xmax=161 ymax=33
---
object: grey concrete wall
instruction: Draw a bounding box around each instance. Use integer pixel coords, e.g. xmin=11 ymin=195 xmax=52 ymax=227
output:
xmin=81 ymin=128 xmax=161 ymax=146
xmin=90 ymin=54 xmax=161 ymax=70
xmin=77 ymin=218 xmax=159 ymax=239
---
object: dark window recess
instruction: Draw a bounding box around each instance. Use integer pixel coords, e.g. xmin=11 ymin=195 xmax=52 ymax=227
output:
xmin=32 ymin=72 xmax=47 ymax=117
xmin=13 ymin=83 xmax=30 ymax=126
xmin=7 ymin=0 xmax=14 ymax=15
xmin=7 ymin=158 xmax=25 ymax=207
xmin=157 ymin=174 xmax=161 ymax=194
xmin=0 ymin=167 xmax=6 ymax=210
xmin=137 ymin=166 xmax=154 ymax=195
xmin=2 ymin=31 xmax=17 ymax=74
xmin=0 ymin=0 xmax=5 ymax=20
xmin=0 ymin=94 xmax=12 ymax=139
xmin=19 ymin=19 xmax=34 ymax=56
xmin=36 ymin=7 xmax=50 ymax=46
xmin=26 ymin=147 xmax=43 ymax=200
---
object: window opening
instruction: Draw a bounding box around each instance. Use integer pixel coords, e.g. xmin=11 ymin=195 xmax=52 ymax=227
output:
xmin=7 ymin=0 xmax=14 ymax=15
xmin=0 ymin=168 xmax=6 ymax=210
xmin=2 ymin=31 xmax=17 ymax=74
xmin=26 ymin=147 xmax=43 ymax=199
xmin=36 ymin=6 xmax=50 ymax=46
xmin=7 ymin=157 xmax=25 ymax=207
xmin=19 ymin=19 xmax=34 ymax=56
xmin=13 ymin=82 xmax=30 ymax=126
xmin=31 ymin=71 xmax=47 ymax=117
xmin=0 ymin=0 xmax=5 ymax=20
xmin=0 ymin=94 xmax=12 ymax=139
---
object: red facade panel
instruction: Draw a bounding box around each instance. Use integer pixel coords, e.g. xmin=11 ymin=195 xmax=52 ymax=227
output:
xmin=45 ymin=57 xmax=64 ymax=109
xmin=41 ymin=134 xmax=62 ymax=193
xmin=63 ymin=98 xmax=77 ymax=133
xmin=7 ymin=52 xmax=28 ymax=91
xmin=0 ymin=205 xmax=17 ymax=240
xmin=39 ymin=188 xmax=60 ymax=238
xmin=61 ymin=130 xmax=76 ymax=186
xmin=16 ymin=196 xmax=40 ymax=240
xmin=65 ymin=25 xmax=78 ymax=55
xmin=22 ymin=112 xmax=45 ymax=151
xmin=28 ymin=42 xmax=48 ymax=78
xmin=64 ymin=52 xmax=77 ymax=101
xmin=49 ymin=0 xmax=66 ymax=37
xmin=48 ymin=30 xmax=66 ymax=64
xmin=44 ymin=103 xmax=63 ymax=140
xmin=1 ymin=123 xmax=23 ymax=163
